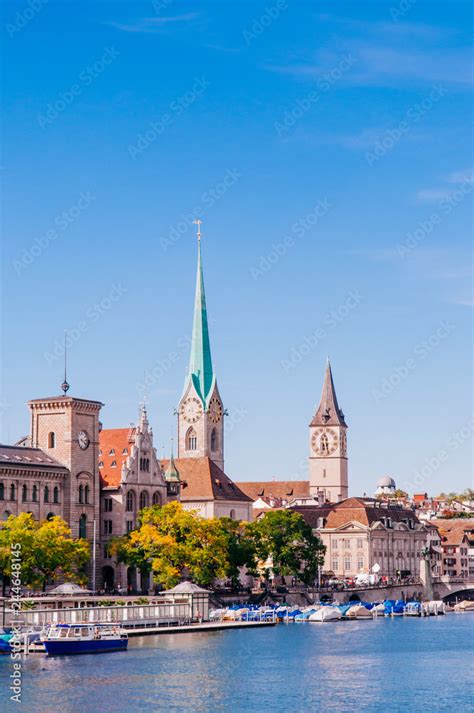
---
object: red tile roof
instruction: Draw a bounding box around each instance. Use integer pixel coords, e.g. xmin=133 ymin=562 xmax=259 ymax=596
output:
xmin=235 ymin=480 xmax=310 ymax=501
xmin=99 ymin=428 xmax=136 ymax=487
xmin=292 ymin=497 xmax=421 ymax=529
xmin=160 ymin=457 xmax=252 ymax=503
xmin=429 ymin=519 xmax=474 ymax=546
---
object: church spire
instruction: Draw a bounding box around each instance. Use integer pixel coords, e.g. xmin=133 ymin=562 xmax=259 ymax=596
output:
xmin=310 ymin=358 xmax=347 ymax=427
xmin=187 ymin=220 xmax=214 ymax=405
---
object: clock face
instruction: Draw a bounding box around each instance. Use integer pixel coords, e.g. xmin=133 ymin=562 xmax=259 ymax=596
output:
xmin=180 ymin=397 xmax=203 ymax=423
xmin=208 ymin=397 xmax=222 ymax=424
xmin=78 ymin=430 xmax=90 ymax=450
xmin=311 ymin=428 xmax=338 ymax=457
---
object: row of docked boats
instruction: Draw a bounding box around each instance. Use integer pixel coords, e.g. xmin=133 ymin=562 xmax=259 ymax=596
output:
xmin=209 ymin=598 xmax=457 ymax=622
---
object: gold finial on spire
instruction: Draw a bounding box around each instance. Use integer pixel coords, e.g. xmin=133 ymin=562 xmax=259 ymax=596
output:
xmin=193 ymin=218 xmax=202 ymax=242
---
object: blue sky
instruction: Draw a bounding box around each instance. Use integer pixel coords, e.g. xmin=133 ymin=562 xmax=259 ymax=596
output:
xmin=1 ymin=0 xmax=472 ymax=496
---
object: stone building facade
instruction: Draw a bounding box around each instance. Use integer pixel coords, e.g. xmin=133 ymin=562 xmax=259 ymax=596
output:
xmin=292 ymin=498 xmax=429 ymax=580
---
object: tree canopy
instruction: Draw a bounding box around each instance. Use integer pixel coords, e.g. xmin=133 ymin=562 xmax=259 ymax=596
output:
xmin=0 ymin=513 xmax=90 ymax=591
xmin=245 ymin=510 xmax=325 ymax=586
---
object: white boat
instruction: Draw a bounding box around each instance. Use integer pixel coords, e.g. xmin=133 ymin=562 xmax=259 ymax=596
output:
xmin=309 ymin=606 xmax=342 ymax=622
xmin=346 ymin=604 xmax=372 ymax=619
xmin=454 ymin=600 xmax=474 ymax=612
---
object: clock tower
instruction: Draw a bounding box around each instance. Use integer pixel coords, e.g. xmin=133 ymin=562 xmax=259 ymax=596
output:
xmin=309 ymin=360 xmax=348 ymax=503
xmin=177 ymin=222 xmax=225 ymax=470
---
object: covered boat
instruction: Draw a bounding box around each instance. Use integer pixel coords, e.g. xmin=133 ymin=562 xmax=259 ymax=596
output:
xmin=346 ymin=604 xmax=373 ymax=619
xmin=405 ymin=602 xmax=422 ymax=617
xmin=41 ymin=624 xmax=128 ymax=656
xmin=309 ymin=606 xmax=342 ymax=622
xmin=454 ymin=600 xmax=474 ymax=612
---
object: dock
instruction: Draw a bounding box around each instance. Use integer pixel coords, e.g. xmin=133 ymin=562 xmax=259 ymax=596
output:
xmin=126 ymin=620 xmax=276 ymax=637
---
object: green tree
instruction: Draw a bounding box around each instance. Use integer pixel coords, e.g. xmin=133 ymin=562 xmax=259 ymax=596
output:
xmin=0 ymin=513 xmax=90 ymax=592
xmin=246 ymin=510 xmax=325 ymax=586
xmin=117 ymin=501 xmax=243 ymax=589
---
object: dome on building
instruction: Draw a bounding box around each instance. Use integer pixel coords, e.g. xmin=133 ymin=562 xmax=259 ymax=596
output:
xmin=377 ymin=476 xmax=396 ymax=489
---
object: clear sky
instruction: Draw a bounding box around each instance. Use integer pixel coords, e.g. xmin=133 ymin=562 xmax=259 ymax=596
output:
xmin=1 ymin=0 xmax=472 ymax=497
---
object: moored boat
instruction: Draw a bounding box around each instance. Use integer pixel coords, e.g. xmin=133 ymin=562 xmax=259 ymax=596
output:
xmin=309 ymin=606 xmax=342 ymax=622
xmin=346 ymin=604 xmax=373 ymax=619
xmin=41 ymin=624 xmax=128 ymax=655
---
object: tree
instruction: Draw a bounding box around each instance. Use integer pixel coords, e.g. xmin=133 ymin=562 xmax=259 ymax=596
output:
xmin=0 ymin=513 xmax=90 ymax=592
xmin=246 ymin=510 xmax=325 ymax=586
xmin=116 ymin=501 xmax=244 ymax=589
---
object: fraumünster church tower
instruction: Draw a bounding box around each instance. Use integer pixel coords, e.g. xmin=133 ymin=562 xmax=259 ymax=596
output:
xmin=176 ymin=224 xmax=225 ymax=472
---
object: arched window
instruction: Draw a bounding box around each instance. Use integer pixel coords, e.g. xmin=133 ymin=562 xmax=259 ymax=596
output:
xmin=320 ymin=433 xmax=329 ymax=455
xmin=0 ymin=483 xmax=4 ymax=500
xmin=10 ymin=484 xmax=16 ymax=501
xmin=78 ymin=484 xmax=84 ymax=504
xmin=32 ymin=485 xmax=38 ymax=502
xmin=79 ymin=514 xmax=87 ymax=539
xmin=211 ymin=428 xmax=218 ymax=452
xmin=48 ymin=432 xmax=55 ymax=448
xmin=152 ymin=491 xmax=161 ymax=506
xmin=139 ymin=491 xmax=148 ymax=510
xmin=126 ymin=491 xmax=135 ymax=512
xmin=46 ymin=512 xmax=55 ymax=521
xmin=229 ymin=509 xmax=236 ymax=520
xmin=53 ymin=486 xmax=59 ymax=504
xmin=22 ymin=485 xmax=28 ymax=502
xmin=3 ymin=511 xmax=11 ymax=520
xmin=85 ymin=485 xmax=90 ymax=504
xmin=44 ymin=486 xmax=49 ymax=503
xmin=186 ymin=428 xmax=197 ymax=451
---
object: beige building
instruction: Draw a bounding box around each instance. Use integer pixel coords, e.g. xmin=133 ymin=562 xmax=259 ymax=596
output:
xmin=430 ymin=519 xmax=474 ymax=579
xmin=292 ymin=497 xmax=429 ymax=580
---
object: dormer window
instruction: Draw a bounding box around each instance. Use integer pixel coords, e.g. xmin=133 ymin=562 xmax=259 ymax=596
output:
xmin=122 ymin=448 xmax=128 ymax=455
xmin=111 ymin=460 xmax=117 ymax=468
xmin=99 ymin=461 xmax=104 ymax=468
xmin=109 ymin=449 xmax=115 ymax=456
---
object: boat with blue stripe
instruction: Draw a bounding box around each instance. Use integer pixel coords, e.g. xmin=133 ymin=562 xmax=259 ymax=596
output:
xmin=40 ymin=624 xmax=128 ymax=656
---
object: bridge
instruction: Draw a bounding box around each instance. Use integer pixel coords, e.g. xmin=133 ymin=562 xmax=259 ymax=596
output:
xmin=321 ymin=578 xmax=474 ymax=605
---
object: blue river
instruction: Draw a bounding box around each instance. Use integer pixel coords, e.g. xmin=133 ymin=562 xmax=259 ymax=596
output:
xmin=1 ymin=615 xmax=472 ymax=712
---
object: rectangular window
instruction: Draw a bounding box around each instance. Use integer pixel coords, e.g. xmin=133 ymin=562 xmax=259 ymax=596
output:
xmin=343 ymin=538 xmax=351 ymax=549
xmin=104 ymin=498 xmax=113 ymax=512
xmin=103 ymin=520 xmax=113 ymax=535
xmin=126 ymin=520 xmax=133 ymax=533
xmin=332 ymin=539 xmax=338 ymax=549
xmin=344 ymin=558 xmax=351 ymax=571
xmin=104 ymin=545 xmax=111 ymax=559
xmin=357 ymin=538 xmax=364 ymax=550
xmin=332 ymin=559 xmax=339 ymax=572
xmin=357 ymin=559 xmax=364 ymax=571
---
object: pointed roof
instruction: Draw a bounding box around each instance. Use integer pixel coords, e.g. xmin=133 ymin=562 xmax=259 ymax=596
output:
xmin=310 ymin=359 xmax=347 ymax=427
xmin=186 ymin=239 xmax=215 ymax=406
xmin=164 ymin=444 xmax=180 ymax=483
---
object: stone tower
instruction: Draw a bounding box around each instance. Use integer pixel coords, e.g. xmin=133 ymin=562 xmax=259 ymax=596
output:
xmin=309 ymin=360 xmax=348 ymax=503
xmin=177 ymin=225 xmax=224 ymax=470
xmin=28 ymin=394 xmax=103 ymax=539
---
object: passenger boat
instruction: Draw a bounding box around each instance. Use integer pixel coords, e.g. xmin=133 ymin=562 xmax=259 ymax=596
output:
xmin=41 ymin=624 xmax=128 ymax=655
xmin=0 ymin=632 xmax=13 ymax=653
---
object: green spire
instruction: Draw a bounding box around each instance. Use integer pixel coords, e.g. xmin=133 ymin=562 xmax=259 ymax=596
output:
xmin=165 ymin=440 xmax=180 ymax=483
xmin=187 ymin=226 xmax=214 ymax=405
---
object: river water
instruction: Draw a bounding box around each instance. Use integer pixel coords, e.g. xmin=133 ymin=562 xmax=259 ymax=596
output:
xmin=1 ymin=615 xmax=472 ymax=712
